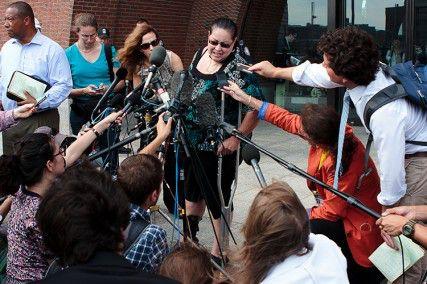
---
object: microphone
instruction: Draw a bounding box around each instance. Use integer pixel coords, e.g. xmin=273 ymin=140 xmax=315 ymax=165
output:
xmin=122 ymin=83 xmax=145 ymax=114
xmin=192 ymin=92 xmax=218 ymax=128
xmin=242 ymin=143 xmax=267 ymax=188
xmin=169 ymin=70 xmax=194 ymax=106
xmin=92 ymin=67 xmax=128 ymax=119
xmin=142 ymin=46 xmax=167 ymax=91
xmin=87 ymin=125 xmax=155 ymax=161
xmin=153 ymin=70 xmax=195 ymax=115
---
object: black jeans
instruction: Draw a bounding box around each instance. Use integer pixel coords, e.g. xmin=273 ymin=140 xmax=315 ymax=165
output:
xmin=310 ymin=219 xmax=384 ymax=284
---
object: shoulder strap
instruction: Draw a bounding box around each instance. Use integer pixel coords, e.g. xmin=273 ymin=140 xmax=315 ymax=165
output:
xmin=363 ymin=83 xmax=406 ymax=131
xmin=123 ymin=218 xmax=150 ymax=254
xmin=104 ymin=44 xmax=114 ymax=82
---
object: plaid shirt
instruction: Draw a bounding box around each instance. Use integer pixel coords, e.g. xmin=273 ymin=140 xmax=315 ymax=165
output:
xmin=124 ymin=204 xmax=169 ymax=273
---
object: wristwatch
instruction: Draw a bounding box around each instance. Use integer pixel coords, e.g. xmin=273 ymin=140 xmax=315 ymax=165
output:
xmin=402 ymin=220 xmax=417 ymax=238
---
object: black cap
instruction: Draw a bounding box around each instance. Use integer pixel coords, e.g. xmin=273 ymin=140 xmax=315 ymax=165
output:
xmin=98 ymin=27 xmax=110 ymax=38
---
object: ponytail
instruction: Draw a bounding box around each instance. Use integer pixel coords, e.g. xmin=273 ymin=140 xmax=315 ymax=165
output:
xmin=0 ymin=133 xmax=54 ymax=195
xmin=0 ymin=154 xmax=23 ymax=195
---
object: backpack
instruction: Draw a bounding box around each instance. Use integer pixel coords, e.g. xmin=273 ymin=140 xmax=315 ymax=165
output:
xmin=123 ymin=218 xmax=151 ymax=255
xmin=357 ymin=61 xmax=427 ymax=189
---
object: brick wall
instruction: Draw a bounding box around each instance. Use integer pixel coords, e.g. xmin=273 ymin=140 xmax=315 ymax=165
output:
xmin=241 ymin=0 xmax=285 ymax=62
xmin=0 ymin=0 xmax=74 ymax=47
xmin=0 ymin=0 xmax=282 ymax=66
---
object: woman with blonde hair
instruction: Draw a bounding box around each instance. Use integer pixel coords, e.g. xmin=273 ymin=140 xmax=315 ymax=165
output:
xmin=235 ymin=182 xmax=348 ymax=284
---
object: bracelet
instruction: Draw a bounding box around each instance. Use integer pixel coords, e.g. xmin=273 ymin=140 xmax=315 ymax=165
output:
xmin=91 ymin=128 xmax=101 ymax=138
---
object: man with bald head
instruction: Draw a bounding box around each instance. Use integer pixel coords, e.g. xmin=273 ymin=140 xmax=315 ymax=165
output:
xmin=1 ymin=1 xmax=72 ymax=154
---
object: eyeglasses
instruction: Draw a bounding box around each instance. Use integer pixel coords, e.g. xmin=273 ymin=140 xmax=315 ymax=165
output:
xmin=208 ymin=39 xmax=232 ymax=49
xmin=140 ymin=38 xmax=160 ymax=50
xmin=80 ymin=33 xmax=97 ymax=39
xmin=53 ymin=148 xmax=66 ymax=157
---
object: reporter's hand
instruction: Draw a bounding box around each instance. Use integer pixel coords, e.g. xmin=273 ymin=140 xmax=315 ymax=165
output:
xmin=382 ymin=206 xmax=416 ymax=220
xmin=156 ymin=113 xmax=173 ymax=141
xmin=380 ymin=229 xmax=399 ymax=250
xmin=17 ymin=91 xmax=37 ymax=106
xmin=377 ymin=215 xmax=408 ymax=237
xmin=217 ymin=136 xmax=240 ymax=156
xmin=82 ymin=85 xmax=99 ymax=96
xmin=248 ymin=61 xmax=278 ymax=78
xmin=221 ymin=81 xmax=248 ymax=104
xmin=12 ymin=104 xmax=36 ymax=119
xmin=97 ymin=110 xmax=123 ymax=130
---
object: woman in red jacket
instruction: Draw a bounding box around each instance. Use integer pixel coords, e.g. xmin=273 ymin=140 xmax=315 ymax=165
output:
xmin=221 ymin=81 xmax=383 ymax=284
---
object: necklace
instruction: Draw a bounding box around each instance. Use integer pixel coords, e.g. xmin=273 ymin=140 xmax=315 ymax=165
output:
xmin=206 ymin=54 xmax=222 ymax=73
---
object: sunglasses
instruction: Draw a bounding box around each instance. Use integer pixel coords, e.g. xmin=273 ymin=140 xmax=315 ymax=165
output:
xmin=208 ymin=39 xmax=232 ymax=49
xmin=140 ymin=38 xmax=160 ymax=50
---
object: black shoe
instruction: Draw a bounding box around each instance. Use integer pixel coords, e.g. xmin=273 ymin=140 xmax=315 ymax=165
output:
xmin=118 ymin=146 xmax=132 ymax=154
xmin=211 ymin=254 xmax=229 ymax=268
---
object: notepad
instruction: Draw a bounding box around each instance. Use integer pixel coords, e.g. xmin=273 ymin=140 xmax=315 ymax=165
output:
xmin=6 ymin=71 xmax=50 ymax=102
xmin=369 ymin=236 xmax=424 ymax=282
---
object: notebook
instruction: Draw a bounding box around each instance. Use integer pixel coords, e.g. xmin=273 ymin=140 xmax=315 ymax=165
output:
xmin=369 ymin=236 xmax=424 ymax=282
xmin=6 ymin=71 xmax=50 ymax=102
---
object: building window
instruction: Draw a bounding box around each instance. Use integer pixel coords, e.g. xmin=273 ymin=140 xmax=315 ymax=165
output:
xmin=274 ymin=0 xmax=328 ymax=112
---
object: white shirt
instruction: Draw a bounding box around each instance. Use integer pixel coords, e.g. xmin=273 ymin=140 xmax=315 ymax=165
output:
xmin=261 ymin=233 xmax=348 ymax=284
xmin=0 ymin=31 xmax=72 ymax=111
xmin=292 ymin=61 xmax=427 ymax=206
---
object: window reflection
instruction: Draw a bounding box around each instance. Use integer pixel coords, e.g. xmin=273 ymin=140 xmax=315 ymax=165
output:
xmin=274 ymin=0 xmax=328 ymax=112
xmin=414 ymin=0 xmax=427 ymax=64
xmin=345 ymin=0 xmax=405 ymax=67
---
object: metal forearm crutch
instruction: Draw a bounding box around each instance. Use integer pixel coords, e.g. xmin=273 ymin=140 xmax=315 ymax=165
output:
xmin=217 ymin=91 xmax=242 ymax=250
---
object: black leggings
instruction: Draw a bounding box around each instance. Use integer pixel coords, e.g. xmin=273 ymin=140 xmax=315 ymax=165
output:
xmin=310 ymin=219 xmax=384 ymax=284
xmin=184 ymin=151 xmax=236 ymax=220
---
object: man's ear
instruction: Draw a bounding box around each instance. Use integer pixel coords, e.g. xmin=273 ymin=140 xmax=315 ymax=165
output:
xmin=149 ymin=188 xmax=161 ymax=205
xmin=23 ymin=16 xmax=32 ymax=27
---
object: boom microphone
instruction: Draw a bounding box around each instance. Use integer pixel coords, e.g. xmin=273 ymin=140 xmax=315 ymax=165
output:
xmin=242 ymin=143 xmax=267 ymax=188
xmin=192 ymin=92 xmax=218 ymax=128
xmin=153 ymin=70 xmax=195 ymax=115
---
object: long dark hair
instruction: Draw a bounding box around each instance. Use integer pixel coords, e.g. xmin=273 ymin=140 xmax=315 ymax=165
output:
xmin=0 ymin=133 xmax=54 ymax=195
xmin=301 ymin=104 xmax=356 ymax=173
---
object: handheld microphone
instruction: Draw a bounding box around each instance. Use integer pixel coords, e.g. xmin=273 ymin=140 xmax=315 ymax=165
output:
xmin=91 ymin=67 xmax=128 ymax=119
xmin=242 ymin=143 xmax=267 ymax=188
xmin=122 ymin=83 xmax=145 ymax=114
xmin=142 ymin=46 xmax=167 ymax=91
